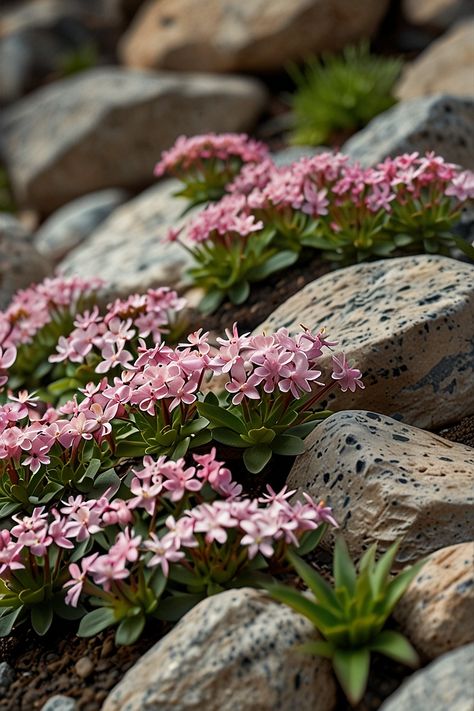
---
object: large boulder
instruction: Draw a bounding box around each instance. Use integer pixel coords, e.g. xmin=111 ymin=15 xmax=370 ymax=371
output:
xmin=394 ymin=542 xmax=474 ymax=659
xmin=379 ymin=644 xmax=474 ymax=711
xmin=402 ymin=0 xmax=473 ymax=30
xmin=343 ymin=95 xmax=474 ymax=169
xmin=258 ymin=255 xmax=474 ymax=431
xmin=119 ymin=0 xmax=389 ymax=73
xmin=395 ymin=21 xmax=474 ymax=101
xmin=103 ymin=588 xmax=336 ymax=711
xmin=0 ymin=67 xmax=267 ymax=213
xmin=288 ymin=411 xmax=474 ymax=565
xmin=58 ymin=179 xmax=195 ymax=295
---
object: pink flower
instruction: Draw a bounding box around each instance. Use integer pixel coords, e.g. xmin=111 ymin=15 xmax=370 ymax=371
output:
xmin=331 ymin=353 xmax=364 ymax=392
xmin=109 ymin=528 xmax=142 ymax=565
xmin=0 ymin=345 xmax=16 ymax=387
xmin=445 ymin=170 xmax=474 ymax=201
xmin=144 ymin=532 xmax=184 ymax=576
xmin=128 ymin=476 xmax=163 ymax=515
xmin=0 ymin=530 xmax=24 ymax=574
xmin=278 ymin=352 xmax=324 ymax=398
xmin=64 ymin=553 xmax=99 ymax=607
xmin=225 ymin=358 xmax=261 ymax=404
xmin=162 ymin=463 xmax=202 ymax=502
xmin=89 ymin=553 xmax=129 ymax=590
xmin=240 ymin=517 xmax=278 ymax=559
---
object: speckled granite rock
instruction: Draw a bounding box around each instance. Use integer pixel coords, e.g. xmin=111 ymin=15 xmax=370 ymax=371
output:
xmin=343 ymin=95 xmax=474 ymax=169
xmin=395 ymin=21 xmax=474 ymax=100
xmin=257 ymin=255 xmax=474 ymax=430
xmin=403 ymin=0 xmax=473 ymax=30
xmin=58 ymin=180 xmax=195 ymax=295
xmin=103 ymin=588 xmax=336 ymax=711
xmin=394 ymin=542 xmax=474 ymax=658
xmin=0 ymin=67 xmax=267 ymax=212
xmin=119 ymin=0 xmax=389 ymax=73
xmin=0 ymin=214 xmax=52 ymax=308
xmin=41 ymin=696 xmax=78 ymax=711
xmin=379 ymin=643 xmax=474 ymax=711
xmin=288 ymin=411 xmax=474 ymax=564
xmin=35 ymin=188 xmax=128 ymax=261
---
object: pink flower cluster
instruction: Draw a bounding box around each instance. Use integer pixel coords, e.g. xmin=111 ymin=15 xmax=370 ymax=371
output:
xmin=184 ymin=194 xmax=264 ymax=244
xmin=154 ymin=133 xmax=269 ymax=178
xmin=0 ymin=276 xmax=103 ymax=350
xmin=49 ymin=287 xmax=185 ymax=373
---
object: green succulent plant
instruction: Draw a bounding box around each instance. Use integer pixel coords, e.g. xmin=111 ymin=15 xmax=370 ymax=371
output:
xmin=267 ymin=537 xmax=424 ymax=705
xmin=288 ymin=43 xmax=402 ymax=146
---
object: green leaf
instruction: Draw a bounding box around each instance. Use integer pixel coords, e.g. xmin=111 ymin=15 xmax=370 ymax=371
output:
xmin=181 ymin=417 xmax=210 ymax=436
xmin=198 ymin=289 xmax=224 ymax=315
xmin=149 ymin=568 xmax=167 ymax=598
xmin=197 ymin=402 xmax=246 ymax=434
xmin=371 ymin=540 xmax=401 ymax=596
xmin=243 ymin=444 xmax=272 ymax=473
xmin=115 ymin=614 xmax=145 ymax=646
xmin=80 ymin=458 xmax=101 ymax=482
xmin=212 ymin=428 xmax=247 ymax=447
xmin=333 ymin=647 xmax=371 ymax=705
xmin=370 ymin=630 xmax=419 ymax=667
xmin=298 ymin=640 xmax=335 ymax=658
xmin=228 ymin=280 xmax=250 ymax=305
xmin=168 ymin=566 xmax=201 ymax=586
xmin=266 ymin=583 xmax=340 ymax=632
xmin=77 ymin=607 xmax=116 ymax=637
xmin=246 ymin=250 xmax=299 ymax=281
xmin=172 ymin=437 xmax=191 ymax=459
xmin=286 ymin=550 xmax=340 ymax=612
xmin=155 ymin=593 xmax=205 ymax=621
xmin=0 ymin=606 xmax=23 ymax=636
xmin=449 ymin=235 xmax=474 ymax=261
xmin=271 ymin=434 xmax=306 ymax=456
xmin=296 ymin=524 xmax=328 ymax=556
xmin=31 ymin=603 xmax=54 ymax=636
xmin=383 ymin=558 xmax=426 ymax=613
xmin=334 ymin=536 xmax=357 ymax=595
xmin=88 ymin=468 xmax=120 ymax=498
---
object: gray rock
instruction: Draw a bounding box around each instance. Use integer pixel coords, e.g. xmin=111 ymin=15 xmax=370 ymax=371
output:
xmin=288 ymin=410 xmax=474 ymax=564
xmin=0 ymin=661 xmax=15 ymax=690
xmin=272 ymin=145 xmax=324 ymax=167
xmin=41 ymin=695 xmax=78 ymax=711
xmin=35 ymin=188 xmax=128 ymax=261
xmin=103 ymin=588 xmax=337 ymax=711
xmin=379 ymin=643 xmax=474 ymax=711
xmin=343 ymin=95 xmax=474 ymax=169
xmin=257 ymin=255 xmax=474 ymax=430
xmin=58 ymin=179 xmax=196 ymax=295
xmin=0 ymin=67 xmax=267 ymax=212
xmin=0 ymin=213 xmax=52 ymax=308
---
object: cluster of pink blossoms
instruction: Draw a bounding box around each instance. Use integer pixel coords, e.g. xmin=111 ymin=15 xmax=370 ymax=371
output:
xmin=182 ymin=194 xmax=264 ymax=244
xmin=0 ymin=276 xmax=103 ymax=350
xmin=49 ymin=287 xmax=185 ymax=374
xmin=154 ymin=133 xmax=269 ymax=178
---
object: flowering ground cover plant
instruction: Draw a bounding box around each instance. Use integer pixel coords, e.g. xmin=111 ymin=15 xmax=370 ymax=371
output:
xmin=268 ymin=537 xmax=424 ymax=705
xmin=0 ymin=448 xmax=336 ymax=644
xmin=154 ymin=133 xmax=269 ymax=208
xmin=162 ymin=139 xmax=474 ymax=311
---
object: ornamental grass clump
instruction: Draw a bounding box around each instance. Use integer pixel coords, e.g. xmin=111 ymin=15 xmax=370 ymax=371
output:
xmin=0 ymin=448 xmax=336 ymax=645
xmin=288 ymin=43 xmax=402 ymax=146
xmin=154 ymin=133 xmax=269 ymax=208
xmin=268 ymin=537 xmax=424 ymax=705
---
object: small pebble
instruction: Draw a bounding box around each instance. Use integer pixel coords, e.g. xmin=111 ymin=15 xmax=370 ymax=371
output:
xmin=75 ymin=656 xmax=94 ymax=679
xmin=41 ymin=695 xmax=78 ymax=711
xmin=100 ymin=637 xmax=115 ymax=658
xmin=0 ymin=660 xmax=15 ymax=688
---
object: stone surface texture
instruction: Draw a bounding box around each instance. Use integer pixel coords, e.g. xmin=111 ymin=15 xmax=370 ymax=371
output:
xmin=395 ymin=21 xmax=474 ymax=100
xmin=379 ymin=643 xmax=474 ymax=711
xmin=41 ymin=695 xmax=78 ymax=711
xmin=34 ymin=188 xmax=128 ymax=261
xmin=343 ymin=95 xmax=474 ymax=169
xmin=403 ymin=0 xmax=473 ymax=29
xmin=0 ymin=214 xmax=52 ymax=309
xmin=288 ymin=411 xmax=474 ymax=564
xmin=59 ymin=179 xmax=196 ymax=295
xmin=119 ymin=0 xmax=389 ymax=73
xmin=103 ymin=587 xmax=336 ymax=711
xmin=258 ymin=255 xmax=474 ymax=430
xmin=0 ymin=67 xmax=267 ymax=212
xmin=394 ymin=542 xmax=474 ymax=658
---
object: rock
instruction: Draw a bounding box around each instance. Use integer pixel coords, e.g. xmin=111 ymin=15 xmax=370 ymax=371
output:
xmin=394 ymin=542 xmax=474 ymax=658
xmin=258 ymin=255 xmax=474 ymax=430
xmin=272 ymin=145 xmax=322 ymax=167
xmin=403 ymin=0 xmax=473 ymax=30
xmin=0 ymin=213 xmax=52 ymax=308
xmin=343 ymin=95 xmax=474 ymax=169
xmin=41 ymin=695 xmax=78 ymax=711
xmin=58 ymin=179 xmax=195 ymax=295
xmin=379 ymin=643 xmax=474 ymax=711
xmin=0 ymin=67 xmax=267 ymax=213
xmin=288 ymin=411 xmax=474 ymax=564
xmin=119 ymin=0 xmax=389 ymax=73
xmin=74 ymin=655 xmax=94 ymax=679
xmin=395 ymin=21 xmax=474 ymax=101
xmin=0 ymin=661 xmax=15 ymax=690
xmin=35 ymin=188 xmax=128 ymax=261
xmin=103 ymin=587 xmax=336 ymax=711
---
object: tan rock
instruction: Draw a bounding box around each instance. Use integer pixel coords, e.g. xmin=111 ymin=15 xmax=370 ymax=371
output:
xmin=257 ymin=255 xmax=474 ymax=430
xmin=403 ymin=0 xmax=473 ymax=29
xmin=394 ymin=542 xmax=474 ymax=659
xmin=103 ymin=588 xmax=336 ymax=711
xmin=119 ymin=0 xmax=389 ymax=73
xmin=396 ymin=21 xmax=474 ymax=100
xmin=288 ymin=411 xmax=474 ymax=565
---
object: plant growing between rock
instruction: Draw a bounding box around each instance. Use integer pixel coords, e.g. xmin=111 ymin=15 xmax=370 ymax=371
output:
xmin=267 ymin=537 xmax=424 ymax=705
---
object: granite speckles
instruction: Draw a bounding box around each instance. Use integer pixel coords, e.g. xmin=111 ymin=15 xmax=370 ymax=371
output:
xmin=288 ymin=411 xmax=474 ymax=564
xmin=257 ymin=255 xmax=474 ymax=430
